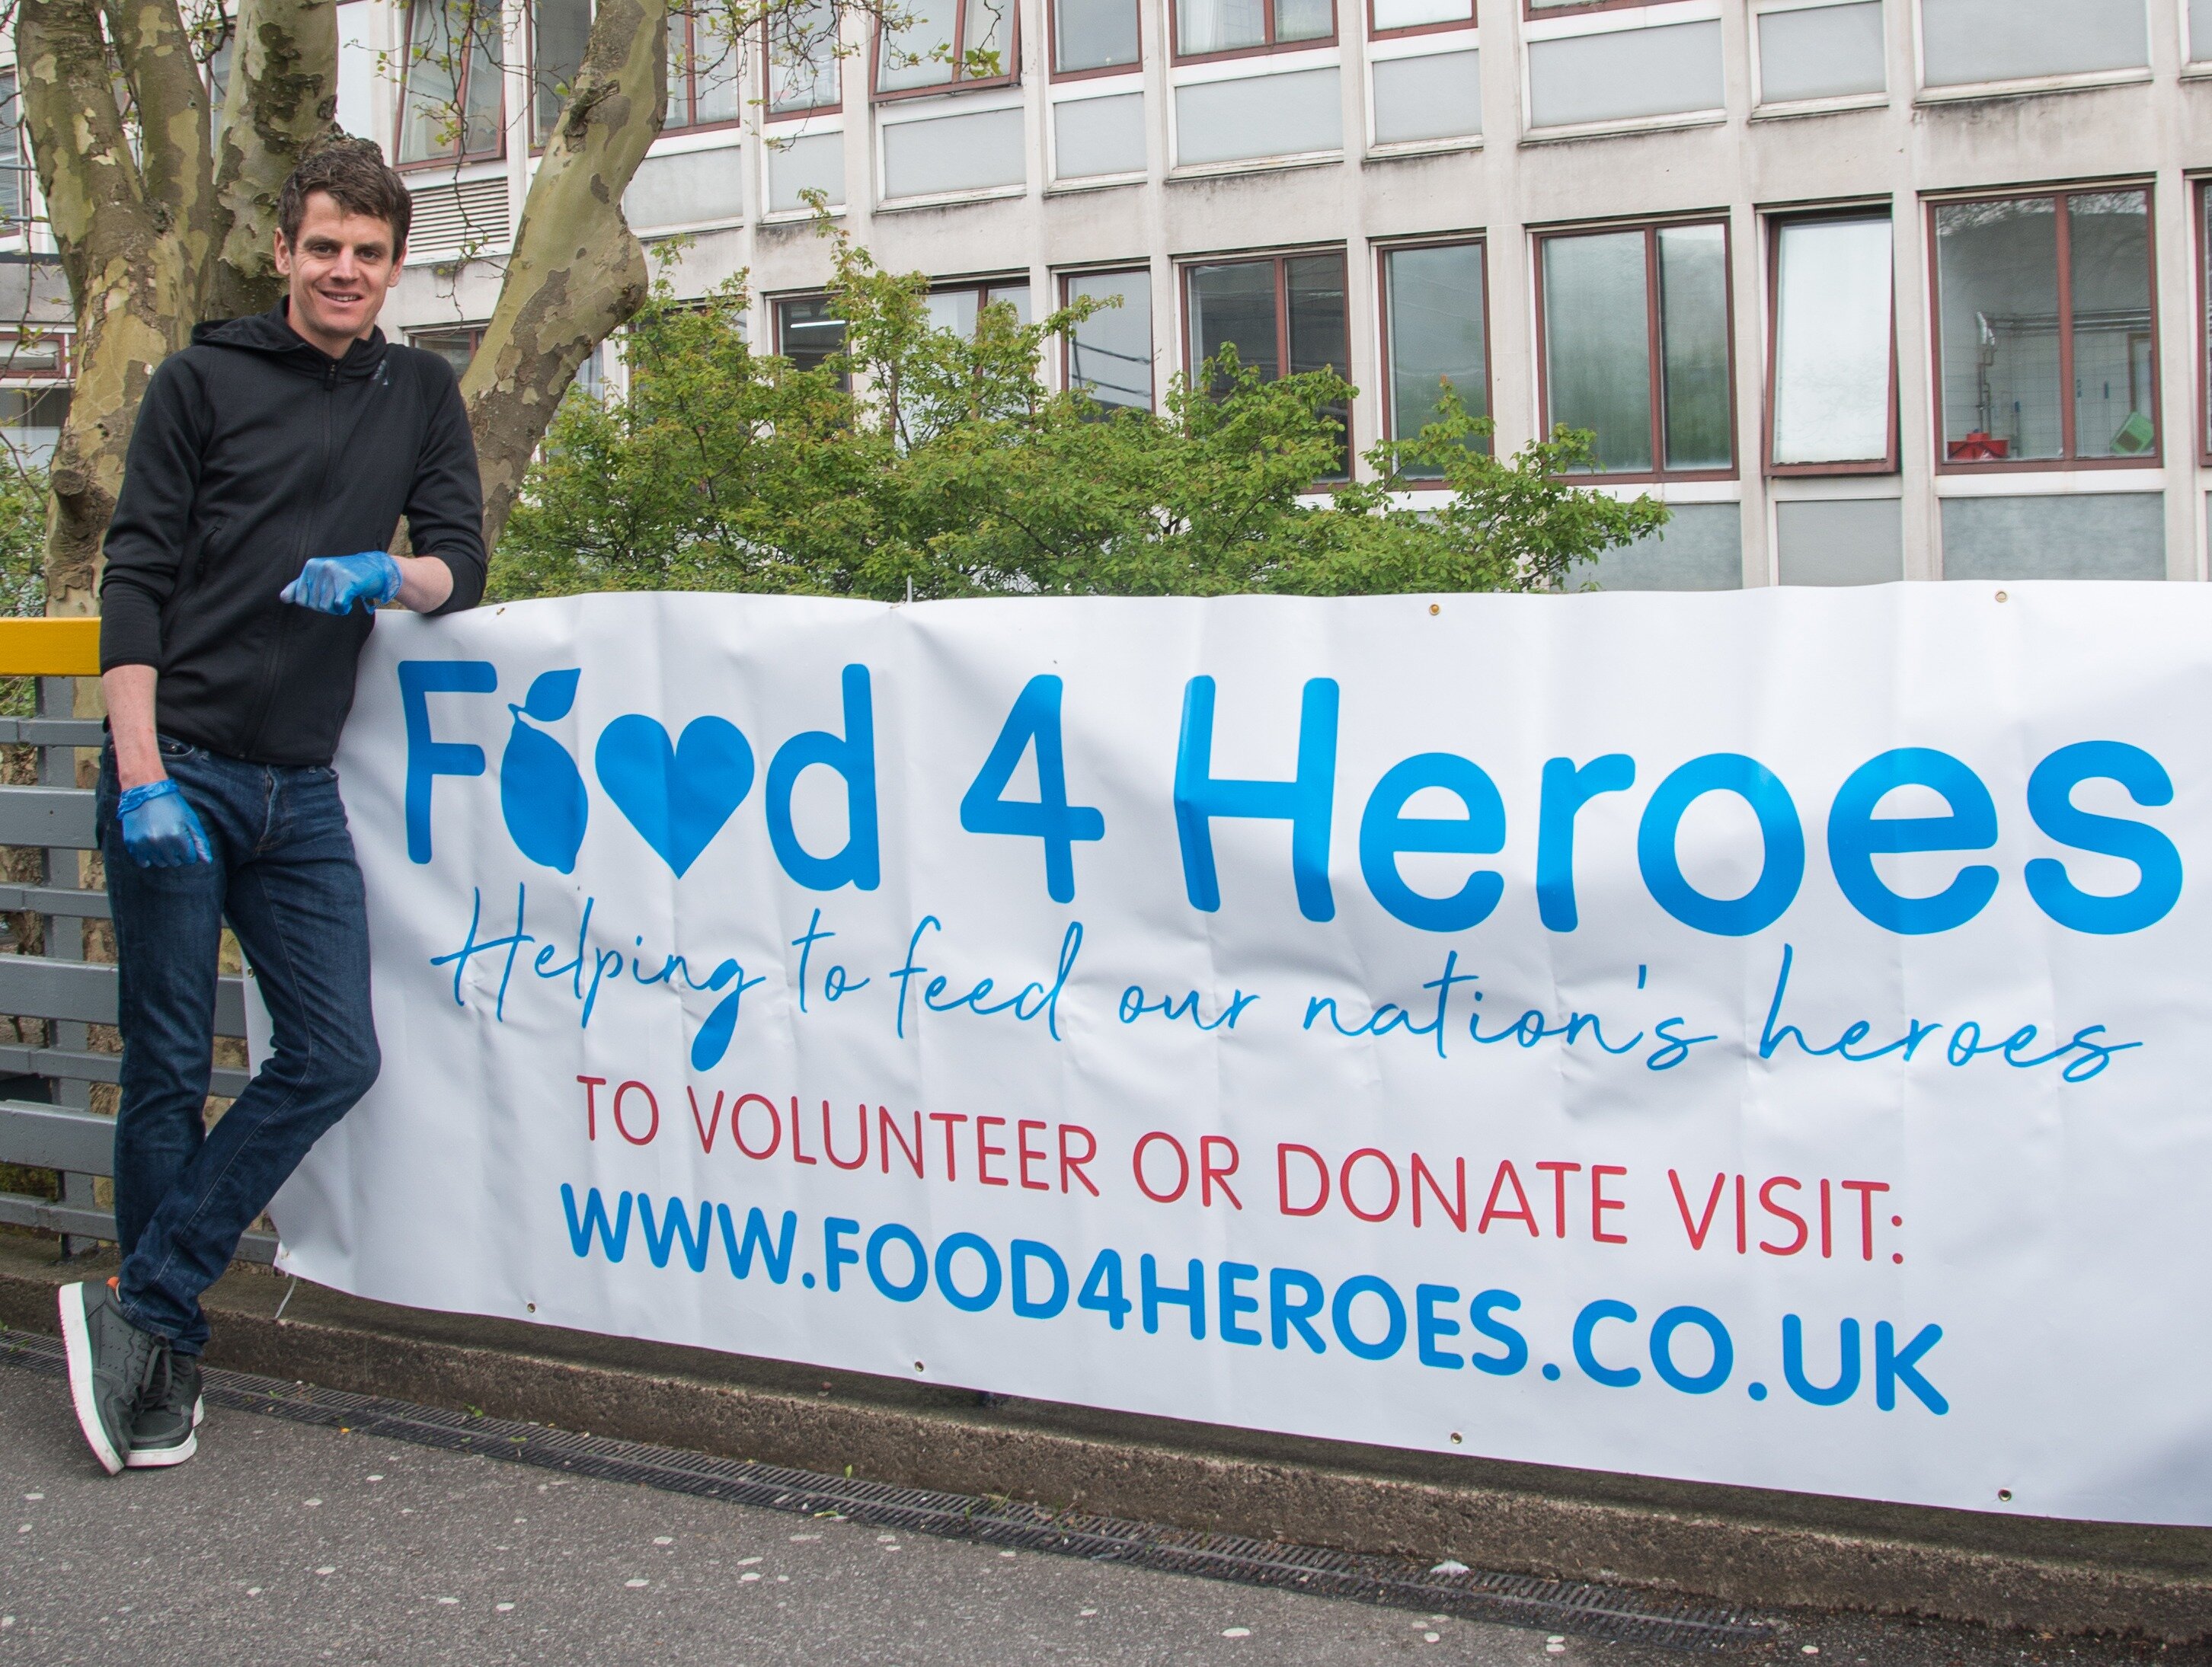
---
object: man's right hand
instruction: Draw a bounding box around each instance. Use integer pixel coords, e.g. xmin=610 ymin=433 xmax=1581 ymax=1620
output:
xmin=116 ymin=780 xmax=212 ymax=868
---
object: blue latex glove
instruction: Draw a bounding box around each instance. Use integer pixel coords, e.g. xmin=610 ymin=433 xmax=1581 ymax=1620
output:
xmin=117 ymin=779 xmax=212 ymax=868
xmin=280 ymin=550 xmax=402 ymax=615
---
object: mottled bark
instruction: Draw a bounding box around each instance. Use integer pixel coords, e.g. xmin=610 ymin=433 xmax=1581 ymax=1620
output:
xmin=462 ymin=0 xmax=666 ymax=551
xmin=207 ymin=0 xmax=340 ymax=318
xmin=18 ymin=0 xmax=193 ymax=618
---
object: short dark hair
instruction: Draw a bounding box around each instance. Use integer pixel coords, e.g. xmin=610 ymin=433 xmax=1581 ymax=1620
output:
xmin=278 ymin=139 xmax=412 ymax=256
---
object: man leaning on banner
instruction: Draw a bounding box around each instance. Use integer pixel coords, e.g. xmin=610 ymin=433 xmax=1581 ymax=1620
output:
xmin=54 ymin=139 xmax=487 ymax=1473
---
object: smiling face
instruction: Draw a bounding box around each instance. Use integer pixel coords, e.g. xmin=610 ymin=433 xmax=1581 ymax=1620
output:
xmin=273 ymin=190 xmax=404 ymax=359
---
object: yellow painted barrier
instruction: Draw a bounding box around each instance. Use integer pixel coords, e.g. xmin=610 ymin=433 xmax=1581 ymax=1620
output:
xmin=0 ymin=617 xmax=101 ymax=678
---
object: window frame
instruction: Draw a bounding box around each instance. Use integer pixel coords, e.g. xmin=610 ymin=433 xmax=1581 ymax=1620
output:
xmin=1521 ymin=0 xmax=1648 ymax=18
xmin=1376 ymin=235 xmax=1491 ymax=451
xmin=0 ymin=328 xmax=70 ymax=383
xmin=1367 ymin=0 xmax=1476 ymax=45
xmin=408 ymin=322 xmax=492 ymax=374
xmin=1531 ymin=215 xmax=1741 ymax=487
xmin=393 ymin=0 xmax=509 ymax=170
xmin=1169 ymin=0 xmax=1339 ymax=65
xmin=528 ymin=0 xmax=595 ymax=153
xmin=1060 ymin=265 xmax=1156 ymax=410
xmin=1925 ymin=182 xmax=2162 ymax=475
xmin=762 ymin=6 xmax=845 ymax=120
xmin=1178 ymin=246 xmax=1355 ymax=479
xmin=772 ymin=291 xmax=850 ymax=379
xmin=1763 ymin=209 xmax=1899 ymax=479
xmin=2195 ymin=175 xmax=2212 ymax=467
xmin=660 ymin=9 xmax=746 ymax=133
xmin=0 ymin=69 xmax=28 ymax=232
xmin=871 ymin=0 xmax=1022 ymax=101
xmin=1049 ymin=0 xmax=1145 ymax=79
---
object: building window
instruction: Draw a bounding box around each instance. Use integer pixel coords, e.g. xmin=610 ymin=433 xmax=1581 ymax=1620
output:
xmin=1184 ymin=251 xmax=1351 ymax=477
xmin=410 ymin=324 xmax=490 ymax=375
xmin=1537 ymin=219 xmax=1734 ymax=480
xmin=766 ymin=0 xmax=842 ymax=115
xmin=663 ymin=11 xmax=742 ymax=128
xmin=1769 ymin=214 xmax=1895 ymax=474
xmin=0 ymin=72 xmax=27 ymax=230
xmin=1932 ymin=189 xmax=2156 ymax=468
xmin=1370 ymin=0 xmax=1471 ymax=37
xmin=1381 ymin=241 xmax=1487 ymax=472
xmin=1053 ymin=0 xmax=1140 ymax=74
xmin=396 ymin=0 xmax=505 ymax=164
xmin=1063 ymin=269 xmax=1153 ymax=410
xmin=1523 ymin=0 xmax=1643 ymax=15
xmin=532 ymin=0 xmax=590 ymax=145
xmin=1174 ymin=0 xmax=1333 ymax=59
xmin=0 ymin=388 xmax=68 ymax=469
xmin=876 ymin=0 xmax=1017 ymax=95
xmin=776 ymin=294 xmax=847 ymax=374
xmin=924 ymin=280 xmax=1032 ymax=333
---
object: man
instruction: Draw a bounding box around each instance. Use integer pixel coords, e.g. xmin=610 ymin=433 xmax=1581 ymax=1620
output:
xmin=56 ymin=139 xmax=487 ymax=1473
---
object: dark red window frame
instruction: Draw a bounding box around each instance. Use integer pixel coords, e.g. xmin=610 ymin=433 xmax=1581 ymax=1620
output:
xmin=1168 ymin=0 xmax=1338 ymax=65
xmin=1532 ymin=216 xmax=1741 ymax=486
xmin=1764 ymin=209 xmax=1899 ymax=478
xmin=1926 ymin=184 xmax=2162 ymax=476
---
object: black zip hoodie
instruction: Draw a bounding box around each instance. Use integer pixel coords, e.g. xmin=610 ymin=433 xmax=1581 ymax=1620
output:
xmin=99 ymin=303 xmax=487 ymax=766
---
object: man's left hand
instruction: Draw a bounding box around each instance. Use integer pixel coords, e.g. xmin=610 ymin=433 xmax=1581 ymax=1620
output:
xmin=281 ymin=551 xmax=402 ymax=615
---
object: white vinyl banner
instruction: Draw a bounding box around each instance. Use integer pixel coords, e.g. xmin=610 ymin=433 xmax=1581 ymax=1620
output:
xmin=268 ymin=587 xmax=2212 ymax=1528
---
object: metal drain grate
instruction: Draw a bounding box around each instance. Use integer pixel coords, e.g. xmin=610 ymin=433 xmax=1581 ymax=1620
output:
xmin=2 ymin=1330 xmax=1770 ymax=1650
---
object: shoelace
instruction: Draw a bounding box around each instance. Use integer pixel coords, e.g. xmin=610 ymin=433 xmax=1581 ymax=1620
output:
xmin=133 ymin=1336 xmax=173 ymax=1412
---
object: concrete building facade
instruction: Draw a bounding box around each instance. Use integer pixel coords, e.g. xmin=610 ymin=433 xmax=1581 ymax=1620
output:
xmin=11 ymin=0 xmax=2212 ymax=587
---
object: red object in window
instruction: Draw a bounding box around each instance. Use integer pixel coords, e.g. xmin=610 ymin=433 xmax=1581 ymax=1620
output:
xmin=1946 ymin=431 xmax=2009 ymax=461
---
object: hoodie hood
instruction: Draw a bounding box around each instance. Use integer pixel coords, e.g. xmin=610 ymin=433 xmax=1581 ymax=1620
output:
xmin=191 ymin=302 xmax=389 ymax=380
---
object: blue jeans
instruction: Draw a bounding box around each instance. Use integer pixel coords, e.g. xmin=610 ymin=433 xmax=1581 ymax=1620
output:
xmin=97 ymin=736 xmax=381 ymax=1354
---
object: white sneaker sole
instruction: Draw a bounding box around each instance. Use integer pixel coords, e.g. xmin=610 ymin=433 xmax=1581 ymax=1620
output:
xmin=123 ymin=1426 xmax=198 ymax=1468
xmin=56 ymin=1282 xmax=126 ymax=1477
xmin=121 ymin=1394 xmax=205 ymax=1470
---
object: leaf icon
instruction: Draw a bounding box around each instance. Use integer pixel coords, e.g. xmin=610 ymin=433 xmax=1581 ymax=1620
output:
xmin=523 ymin=668 xmax=582 ymax=723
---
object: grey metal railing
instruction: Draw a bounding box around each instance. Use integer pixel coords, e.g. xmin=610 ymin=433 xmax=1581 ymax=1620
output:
xmin=0 ymin=676 xmax=273 ymax=1262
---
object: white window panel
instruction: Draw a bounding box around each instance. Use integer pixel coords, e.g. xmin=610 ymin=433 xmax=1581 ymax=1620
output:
xmin=1371 ymin=0 xmax=1471 ymax=28
xmin=337 ymin=2 xmax=379 ymax=137
xmin=1776 ymin=498 xmax=1904 ymax=585
xmin=1941 ymin=493 xmax=2164 ymax=579
xmin=1758 ymin=2 xmax=1884 ymax=103
xmin=1527 ymin=21 xmax=1723 ymax=129
xmin=1056 ymin=93 xmax=1147 ymax=179
xmin=625 ymin=147 xmax=745 ymax=229
xmin=1772 ymin=217 xmax=1893 ymax=466
xmin=768 ymin=131 xmax=845 ymax=213
xmin=1175 ymin=66 xmax=1341 ymax=166
xmin=2194 ymin=0 xmax=2212 ymax=62
xmin=1919 ymin=0 xmax=2146 ymax=88
xmin=883 ymin=106 xmax=1027 ymax=199
xmin=1371 ymin=49 xmax=1480 ymax=145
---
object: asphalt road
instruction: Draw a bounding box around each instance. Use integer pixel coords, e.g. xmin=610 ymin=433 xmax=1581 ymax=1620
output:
xmin=0 ymin=1356 xmax=2203 ymax=1667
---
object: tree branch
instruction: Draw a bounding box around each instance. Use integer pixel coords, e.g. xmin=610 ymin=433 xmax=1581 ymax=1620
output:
xmin=461 ymin=0 xmax=666 ymax=551
xmin=206 ymin=0 xmax=337 ymax=318
xmin=100 ymin=0 xmax=210 ymax=248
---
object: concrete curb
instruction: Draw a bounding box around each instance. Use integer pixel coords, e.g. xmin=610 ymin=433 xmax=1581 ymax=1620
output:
xmin=2 ymin=1239 xmax=2204 ymax=1642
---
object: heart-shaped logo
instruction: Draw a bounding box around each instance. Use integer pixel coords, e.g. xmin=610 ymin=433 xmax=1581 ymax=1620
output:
xmin=593 ymin=714 xmax=756 ymax=878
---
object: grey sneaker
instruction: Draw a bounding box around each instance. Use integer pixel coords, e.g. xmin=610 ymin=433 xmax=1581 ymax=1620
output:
xmin=57 ymin=1278 xmax=169 ymax=1476
xmin=125 ymin=1352 xmax=203 ymax=1469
